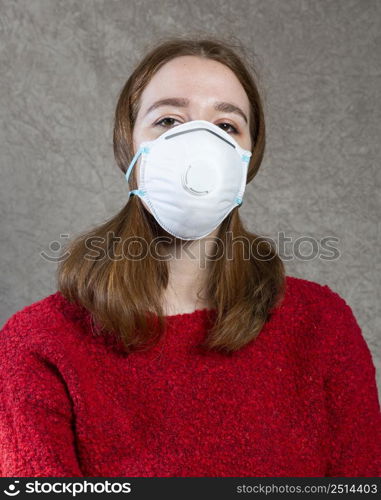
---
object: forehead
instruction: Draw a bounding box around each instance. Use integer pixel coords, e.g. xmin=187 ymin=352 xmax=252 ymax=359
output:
xmin=139 ymin=55 xmax=250 ymax=111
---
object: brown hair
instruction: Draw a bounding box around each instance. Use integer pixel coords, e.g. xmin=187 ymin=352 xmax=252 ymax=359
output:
xmin=57 ymin=36 xmax=285 ymax=355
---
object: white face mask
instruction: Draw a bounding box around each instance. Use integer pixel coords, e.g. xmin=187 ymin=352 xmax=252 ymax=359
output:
xmin=125 ymin=119 xmax=252 ymax=240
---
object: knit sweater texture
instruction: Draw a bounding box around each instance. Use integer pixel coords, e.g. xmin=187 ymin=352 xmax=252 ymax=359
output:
xmin=0 ymin=275 xmax=380 ymax=477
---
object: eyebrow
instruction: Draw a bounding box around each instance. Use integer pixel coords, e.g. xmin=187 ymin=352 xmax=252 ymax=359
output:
xmin=144 ymin=97 xmax=248 ymax=124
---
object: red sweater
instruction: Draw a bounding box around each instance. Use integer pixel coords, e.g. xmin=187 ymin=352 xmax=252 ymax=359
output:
xmin=0 ymin=276 xmax=380 ymax=477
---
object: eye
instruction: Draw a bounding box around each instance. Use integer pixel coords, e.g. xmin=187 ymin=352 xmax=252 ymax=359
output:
xmin=217 ymin=122 xmax=239 ymax=134
xmin=154 ymin=117 xmax=181 ymax=128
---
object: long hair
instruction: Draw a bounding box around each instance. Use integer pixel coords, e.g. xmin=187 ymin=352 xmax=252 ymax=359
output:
xmin=57 ymin=36 xmax=286 ymax=355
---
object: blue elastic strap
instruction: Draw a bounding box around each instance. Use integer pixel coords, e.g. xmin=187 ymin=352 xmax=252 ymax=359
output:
xmin=236 ymin=153 xmax=250 ymax=206
xmin=125 ymin=146 xmax=149 ymax=199
xmin=130 ymin=189 xmax=145 ymax=197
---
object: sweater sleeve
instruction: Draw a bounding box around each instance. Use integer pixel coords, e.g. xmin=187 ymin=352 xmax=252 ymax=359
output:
xmin=0 ymin=317 xmax=84 ymax=477
xmin=321 ymin=286 xmax=381 ymax=477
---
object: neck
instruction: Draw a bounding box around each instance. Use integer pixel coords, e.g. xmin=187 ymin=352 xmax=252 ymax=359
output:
xmin=160 ymin=228 xmax=219 ymax=315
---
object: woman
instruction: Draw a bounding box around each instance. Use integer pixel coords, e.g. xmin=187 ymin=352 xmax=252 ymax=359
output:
xmin=1 ymin=37 xmax=380 ymax=478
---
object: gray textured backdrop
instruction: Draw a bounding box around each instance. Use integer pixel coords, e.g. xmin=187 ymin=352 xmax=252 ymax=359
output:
xmin=1 ymin=0 xmax=380 ymax=396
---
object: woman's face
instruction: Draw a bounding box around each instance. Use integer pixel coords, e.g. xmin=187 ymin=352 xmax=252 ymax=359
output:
xmin=130 ymin=55 xmax=252 ymax=231
xmin=132 ymin=55 xmax=252 ymax=156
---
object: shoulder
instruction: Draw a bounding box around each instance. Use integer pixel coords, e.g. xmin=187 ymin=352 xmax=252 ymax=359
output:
xmin=282 ymin=274 xmax=353 ymax=314
xmin=0 ymin=291 xmax=90 ymax=350
xmin=279 ymin=274 xmax=365 ymax=348
xmin=282 ymin=275 xmax=372 ymax=367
